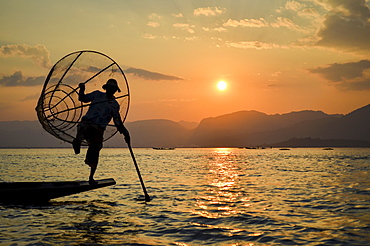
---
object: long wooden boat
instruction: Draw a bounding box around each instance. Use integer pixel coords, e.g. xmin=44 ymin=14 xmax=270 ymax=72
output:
xmin=0 ymin=178 xmax=116 ymax=204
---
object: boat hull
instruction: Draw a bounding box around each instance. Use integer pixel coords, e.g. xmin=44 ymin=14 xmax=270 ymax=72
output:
xmin=0 ymin=178 xmax=116 ymax=203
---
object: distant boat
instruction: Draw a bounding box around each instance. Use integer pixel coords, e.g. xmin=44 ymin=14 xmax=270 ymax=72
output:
xmin=279 ymin=148 xmax=290 ymax=150
xmin=323 ymin=148 xmax=334 ymax=150
xmin=0 ymin=178 xmax=116 ymax=204
xmin=153 ymin=147 xmax=175 ymax=150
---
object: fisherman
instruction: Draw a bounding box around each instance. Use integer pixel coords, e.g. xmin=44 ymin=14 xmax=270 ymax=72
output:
xmin=73 ymin=79 xmax=130 ymax=184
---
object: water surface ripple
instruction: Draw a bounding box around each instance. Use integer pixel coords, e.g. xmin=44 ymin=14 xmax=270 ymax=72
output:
xmin=1 ymin=148 xmax=370 ymax=245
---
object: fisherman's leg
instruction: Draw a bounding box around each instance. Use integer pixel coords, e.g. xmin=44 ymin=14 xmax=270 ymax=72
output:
xmin=89 ymin=166 xmax=97 ymax=184
xmin=85 ymin=142 xmax=102 ymax=183
xmin=84 ymin=126 xmax=104 ymax=183
xmin=72 ymin=139 xmax=81 ymax=155
xmin=73 ymin=122 xmax=87 ymax=154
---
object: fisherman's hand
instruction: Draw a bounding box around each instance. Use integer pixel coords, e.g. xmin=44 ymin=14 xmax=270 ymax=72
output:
xmin=79 ymin=83 xmax=85 ymax=92
xmin=119 ymin=126 xmax=131 ymax=145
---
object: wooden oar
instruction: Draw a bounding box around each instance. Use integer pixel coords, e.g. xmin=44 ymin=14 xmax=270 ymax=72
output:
xmin=127 ymin=143 xmax=151 ymax=202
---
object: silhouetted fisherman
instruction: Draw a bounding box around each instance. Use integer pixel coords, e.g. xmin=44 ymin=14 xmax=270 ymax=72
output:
xmin=73 ymin=79 xmax=130 ymax=184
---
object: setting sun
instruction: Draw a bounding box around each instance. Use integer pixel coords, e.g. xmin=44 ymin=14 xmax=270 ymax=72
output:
xmin=217 ymin=81 xmax=227 ymax=91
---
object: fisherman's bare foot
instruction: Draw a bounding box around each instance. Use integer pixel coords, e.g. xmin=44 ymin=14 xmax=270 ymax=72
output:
xmin=89 ymin=179 xmax=97 ymax=185
xmin=72 ymin=139 xmax=80 ymax=154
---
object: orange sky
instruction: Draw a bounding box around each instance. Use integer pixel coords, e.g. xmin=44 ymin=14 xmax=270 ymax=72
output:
xmin=0 ymin=0 xmax=369 ymax=123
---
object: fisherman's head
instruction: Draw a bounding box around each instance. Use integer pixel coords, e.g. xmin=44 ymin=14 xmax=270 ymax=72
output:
xmin=102 ymin=79 xmax=121 ymax=93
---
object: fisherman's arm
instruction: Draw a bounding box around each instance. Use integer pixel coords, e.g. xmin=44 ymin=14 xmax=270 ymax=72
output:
xmin=114 ymin=115 xmax=131 ymax=145
xmin=78 ymin=83 xmax=89 ymax=103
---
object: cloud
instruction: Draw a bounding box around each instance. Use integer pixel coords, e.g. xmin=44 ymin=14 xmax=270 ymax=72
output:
xmin=0 ymin=67 xmax=183 ymax=87
xmin=271 ymin=17 xmax=301 ymax=30
xmin=143 ymin=33 xmax=157 ymax=39
xmin=193 ymin=7 xmax=226 ymax=16
xmin=285 ymin=1 xmax=306 ymax=11
xmin=185 ymin=36 xmax=198 ymax=41
xmin=213 ymin=27 xmax=227 ymax=32
xmin=125 ymin=67 xmax=183 ymax=81
xmin=0 ymin=44 xmax=51 ymax=68
xmin=308 ymin=60 xmax=370 ymax=90
xmin=225 ymin=41 xmax=288 ymax=50
xmin=223 ymin=17 xmax=301 ymax=31
xmin=271 ymin=71 xmax=282 ymax=77
xmin=149 ymin=13 xmax=163 ymax=20
xmin=223 ymin=18 xmax=269 ymax=28
xmin=298 ymin=8 xmax=320 ymax=18
xmin=277 ymin=1 xmax=320 ymax=19
xmin=314 ymin=0 xmax=370 ymax=53
xmin=147 ymin=21 xmax=160 ymax=27
xmin=173 ymin=23 xmax=195 ymax=33
xmin=0 ymin=71 xmax=45 ymax=87
xmin=203 ymin=27 xmax=227 ymax=32
xmin=172 ymin=13 xmax=183 ymax=18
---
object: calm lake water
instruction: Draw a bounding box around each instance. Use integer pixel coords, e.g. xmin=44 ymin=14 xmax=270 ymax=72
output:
xmin=0 ymin=148 xmax=370 ymax=245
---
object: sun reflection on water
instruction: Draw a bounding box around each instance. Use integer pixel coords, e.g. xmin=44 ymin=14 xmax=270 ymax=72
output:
xmin=192 ymin=148 xmax=252 ymax=219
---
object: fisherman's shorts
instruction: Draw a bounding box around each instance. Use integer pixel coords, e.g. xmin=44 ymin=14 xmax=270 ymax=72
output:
xmin=76 ymin=121 xmax=104 ymax=168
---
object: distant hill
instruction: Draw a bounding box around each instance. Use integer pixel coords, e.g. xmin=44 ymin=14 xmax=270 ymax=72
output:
xmin=0 ymin=104 xmax=369 ymax=148
xmin=177 ymin=120 xmax=198 ymax=130
xmin=124 ymin=119 xmax=191 ymax=148
xmin=0 ymin=121 xmax=70 ymax=148
xmin=271 ymin=137 xmax=370 ymax=148
xmin=0 ymin=119 xmax=191 ymax=148
xmin=190 ymin=109 xmax=346 ymax=147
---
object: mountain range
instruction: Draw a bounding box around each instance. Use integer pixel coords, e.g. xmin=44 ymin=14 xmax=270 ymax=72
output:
xmin=0 ymin=104 xmax=369 ymax=148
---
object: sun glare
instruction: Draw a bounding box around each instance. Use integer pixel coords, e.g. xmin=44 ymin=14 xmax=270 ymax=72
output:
xmin=217 ymin=81 xmax=227 ymax=91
